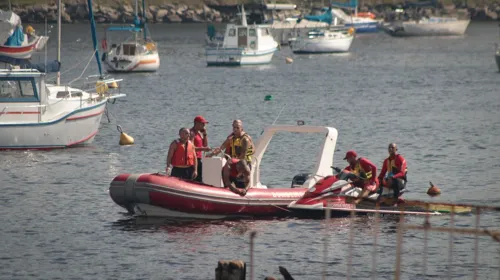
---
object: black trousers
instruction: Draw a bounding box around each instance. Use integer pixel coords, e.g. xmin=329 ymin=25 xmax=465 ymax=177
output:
xmin=379 ymin=178 xmax=406 ymax=198
xmin=171 ymin=166 xmax=195 ymax=180
xmin=194 ymin=158 xmax=203 ymax=182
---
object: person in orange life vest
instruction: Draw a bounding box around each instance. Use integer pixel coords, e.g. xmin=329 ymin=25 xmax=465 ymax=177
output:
xmin=212 ymin=120 xmax=255 ymax=168
xmin=166 ymin=127 xmax=198 ymax=180
xmin=343 ymin=150 xmax=379 ymax=204
xmin=190 ymin=115 xmax=211 ymax=182
xmin=222 ymin=158 xmax=251 ymax=196
xmin=377 ymin=143 xmax=407 ymax=199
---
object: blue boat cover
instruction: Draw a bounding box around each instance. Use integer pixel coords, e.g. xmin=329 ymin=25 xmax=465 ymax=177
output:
xmin=4 ymin=26 xmax=25 ymax=46
xmin=0 ymin=55 xmax=61 ymax=73
xmin=304 ymin=7 xmax=333 ymax=25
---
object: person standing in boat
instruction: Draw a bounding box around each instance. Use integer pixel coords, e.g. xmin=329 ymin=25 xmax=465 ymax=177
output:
xmin=222 ymin=158 xmax=251 ymax=196
xmin=343 ymin=150 xmax=379 ymax=204
xmin=212 ymin=119 xmax=255 ymax=169
xmin=190 ymin=115 xmax=210 ymax=182
xmin=166 ymin=127 xmax=198 ymax=180
xmin=377 ymin=143 xmax=407 ymax=200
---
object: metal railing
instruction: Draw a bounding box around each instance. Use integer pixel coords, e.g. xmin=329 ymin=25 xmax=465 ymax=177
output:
xmin=244 ymin=200 xmax=500 ymax=280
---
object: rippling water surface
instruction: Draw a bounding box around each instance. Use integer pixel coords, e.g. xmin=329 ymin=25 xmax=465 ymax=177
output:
xmin=1 ymin=22 xmax=499 ymax=279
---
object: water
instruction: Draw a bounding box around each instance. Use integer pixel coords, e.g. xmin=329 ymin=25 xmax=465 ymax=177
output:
xmin=1 ymin=22 xmax=499 ymax=279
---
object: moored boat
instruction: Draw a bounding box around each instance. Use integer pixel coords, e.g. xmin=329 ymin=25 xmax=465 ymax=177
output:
xmin=205 ymin=5 xmax=278 ymax=66
xmin=291 ymin=27 xmax=355 ymax=54
xmin=381 ymin=17 xmax=470 ymax=37
xmin=109 ymin=125 xmax=338 ymax=218
xmin=0 ymin=11 xmax=48 ymax=59
xmin=101 ymin=0 xmax=160 ymax=72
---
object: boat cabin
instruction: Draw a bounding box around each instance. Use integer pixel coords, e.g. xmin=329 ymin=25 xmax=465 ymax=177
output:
xmin=222 ymin=23 xmax=274 ymax=49
xmin=201 ymin=125 xmax=338 ymax=189
xmin=0 ymin=69 xmax=46 ymax=123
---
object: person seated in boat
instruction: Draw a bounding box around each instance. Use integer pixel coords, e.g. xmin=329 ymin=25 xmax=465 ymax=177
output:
xmin=377 ymin=143 xmax=407 ymax=200
xmin=343 ymin=150 xmax=379 ymax=204
xmin=211 ymin=119 xmax=255 ymax=169
xmin=222 ymin=158 xmax=251 ymax=196
xmin=166 ymin=127 xmax=198 ymax=180
xmin=190 ymin=115 xmax=211 ymax=182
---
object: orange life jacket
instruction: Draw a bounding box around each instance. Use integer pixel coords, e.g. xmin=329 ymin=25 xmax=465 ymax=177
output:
xmin=171 ymin=140 xmax=195 ymax=167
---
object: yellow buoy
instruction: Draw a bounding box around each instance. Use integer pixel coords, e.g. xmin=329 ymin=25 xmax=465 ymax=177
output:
xmin=285 ymin=57 xmax=293 ymax=64
xmin=108 ymin=81 xmax=119 ymax=89
xmin=117 ymin=125 xmax=134 ymax=146
xmin=348 ymin=27 xmax=355 ymax=35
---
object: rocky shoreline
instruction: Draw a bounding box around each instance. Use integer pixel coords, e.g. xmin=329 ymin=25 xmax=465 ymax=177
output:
xmin=2 ymin=2 xmax=500 ymax=24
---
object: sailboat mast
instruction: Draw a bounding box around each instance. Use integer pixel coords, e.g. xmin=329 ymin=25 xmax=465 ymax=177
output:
xmin=134 ymin=0 xmax=138 ymax=41
xmin=56 ymin=0 xmax=61 ymax=85
xmin=142 ymin=0 xmax=147 ymax=40
xmin=8 ymin=0 xmax=12 ymax=11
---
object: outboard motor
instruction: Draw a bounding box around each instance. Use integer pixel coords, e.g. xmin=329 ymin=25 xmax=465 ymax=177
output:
xmin=291 ymin=173 xmax=311 ymax=188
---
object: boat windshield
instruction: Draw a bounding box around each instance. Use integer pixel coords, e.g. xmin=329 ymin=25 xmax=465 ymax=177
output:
xmin=0 ymin=78 xmax=38 ymax=102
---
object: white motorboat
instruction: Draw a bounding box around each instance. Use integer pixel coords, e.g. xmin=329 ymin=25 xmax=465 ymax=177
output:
xmin=381 ymin=17 xmax=470 ymax=37
xmin=0 ymin=0 xmax=126 ymax=150
xmin=102 ymin=0 xmax=160 ymax=72
xmin=205 ymin=5 xmax=279 ymax=66
xmin=291 ymin=27 xmax=355 ymax=54
xmin=0 ymin=69 xmax=125 ymax=150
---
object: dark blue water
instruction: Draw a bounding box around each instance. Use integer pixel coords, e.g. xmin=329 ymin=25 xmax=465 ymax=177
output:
xmin=1 ymin=22 xmax=499 ymax=279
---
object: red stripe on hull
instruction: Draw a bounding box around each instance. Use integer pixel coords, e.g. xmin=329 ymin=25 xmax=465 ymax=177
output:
xmin=0 ymin=111 xmax=40 ymax=115
xmin=66 ymin=110 xmax=104 ymax=121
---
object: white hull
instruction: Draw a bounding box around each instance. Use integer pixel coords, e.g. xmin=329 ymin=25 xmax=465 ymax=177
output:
xmin=104 ymin=52 xmax=160 ymax=72
xmin=396 ymin=19 xmax=470 ymax=36
xmin=205 ymin=48 xmax=277 ymax=66
xmin=0 ymin=101 xmax=107 ymax=149
xmin=292 ymin=36 xmax=353 ymax=53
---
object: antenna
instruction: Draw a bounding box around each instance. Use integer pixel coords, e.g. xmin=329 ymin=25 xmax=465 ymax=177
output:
xmin=56 ymin=0 xmax=61 ymax=85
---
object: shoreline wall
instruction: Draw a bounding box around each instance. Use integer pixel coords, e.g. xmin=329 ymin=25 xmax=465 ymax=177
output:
xmin=1 ymin=2 xmax=499 ymax=24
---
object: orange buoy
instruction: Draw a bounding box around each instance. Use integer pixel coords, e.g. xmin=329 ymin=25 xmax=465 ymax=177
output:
xmin=285 ymin=57 xmax=293 ymax=64
xmin=427 ymin=181 xmax=441 ymax=196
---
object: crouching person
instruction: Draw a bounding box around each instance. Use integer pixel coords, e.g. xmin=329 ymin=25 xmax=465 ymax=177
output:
xmin=222 ymin=158 xmax=251 ymax=196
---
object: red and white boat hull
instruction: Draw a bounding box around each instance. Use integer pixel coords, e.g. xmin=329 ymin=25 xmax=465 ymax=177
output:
xmin=0 ymin=36 xmax=49 ymax=59
xmin=109 ymin=173 xmax=307 ymax=219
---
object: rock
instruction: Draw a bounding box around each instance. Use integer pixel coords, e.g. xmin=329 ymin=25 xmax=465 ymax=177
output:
xmin=155 ymin=9 xmax=169 ymax=23
xmin=165 ymin=14 xmax=182 ymax=23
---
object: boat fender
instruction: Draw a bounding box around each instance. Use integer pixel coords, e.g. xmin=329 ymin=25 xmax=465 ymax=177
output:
xmin=96 ymin=81 xmax=108 ymax=95
xmin=101 ymin=52 xmax=107 ymax=62
xmin=117 ymin=125 xmax=134 ymax=146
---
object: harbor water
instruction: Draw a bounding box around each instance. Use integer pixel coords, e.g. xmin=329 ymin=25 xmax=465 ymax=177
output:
xmin=1 ymin=22 xmax=499 ymax=279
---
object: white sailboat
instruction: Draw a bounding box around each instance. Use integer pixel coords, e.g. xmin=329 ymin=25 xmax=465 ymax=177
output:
xmin=290 ymin=7 xmax=355 ymax=54
xmin=0 ymin=0 xmax=126 ymax=150
xmin=102 ymin=0 xmax=160 ymax=72
xmin=291 ymin=27 xmax=355 ymax=53
xmin=205 ymin=5 xmax=279 ymax=66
